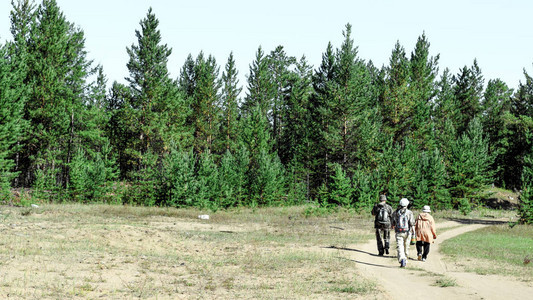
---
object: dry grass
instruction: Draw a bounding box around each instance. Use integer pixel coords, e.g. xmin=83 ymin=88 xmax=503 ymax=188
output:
xmin=0 ymin=204 xmax=379 ymax=299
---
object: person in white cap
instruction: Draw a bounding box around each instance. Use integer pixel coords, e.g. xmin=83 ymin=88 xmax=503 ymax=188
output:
xmin=414 ymin=205 xmax=437 ymax=262
xmin=391 ymin=198 xmax=415 ymax=268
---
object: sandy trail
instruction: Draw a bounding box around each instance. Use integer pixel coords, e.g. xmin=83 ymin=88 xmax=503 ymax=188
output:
xmin=345 ymin=220 xmax=533 ymax=300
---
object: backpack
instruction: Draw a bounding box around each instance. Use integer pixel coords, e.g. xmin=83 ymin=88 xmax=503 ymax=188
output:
xmin=377 ymin=206 xmax=390 ymax=226
xmin=395 ymin=209 xmax=410 ymax=232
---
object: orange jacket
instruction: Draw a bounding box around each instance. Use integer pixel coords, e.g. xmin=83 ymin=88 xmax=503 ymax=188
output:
xmin=415 ymin=212 xmax=437 ymax=243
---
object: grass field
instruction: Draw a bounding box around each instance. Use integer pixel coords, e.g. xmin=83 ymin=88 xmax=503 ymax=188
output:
xmin=0 ymin=203 xmax=529 ymax=298
xmin=0 ymin=204 xmax=380 ymax=299
xmin=440 ymin=223 xmax=533 ymax=282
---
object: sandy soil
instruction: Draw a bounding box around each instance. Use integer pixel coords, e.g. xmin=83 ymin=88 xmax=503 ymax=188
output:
xmin=346 ymin=220 xmax=533 ymax=299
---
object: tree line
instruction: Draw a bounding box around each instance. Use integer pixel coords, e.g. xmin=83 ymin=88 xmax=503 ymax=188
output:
xmin=1 ymin=0 xmax=533 ymax=222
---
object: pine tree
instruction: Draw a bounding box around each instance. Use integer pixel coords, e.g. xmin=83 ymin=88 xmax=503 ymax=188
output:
xmin=219 ymin=52 xmax=242 ymax=153
xmin=196 ymin=151 xmax=220 ymax=209
xmin=161 ymin=148 xmax=197 ymax=207
xmin=380 ymin=41 xmax=414 ymax=144
xmin=242 ymin=46 xmax=276 ymax=119
xmin=519 ymin=147 xmax=533 ymax=224
xmin=190 ymin=52 xmax=222 ymax=154
xmin=453 ymin=60 xmax=484 ymax=135
xmin=125 ymin=7 xmax=188 ymax=157
xmin=413 ymin=149 xmax=450 ymax=209
xmin=327 ymin=163 xmax=352 ymax=207
xmin=309 ymin=42 xmax=337 ymax=191
xmin=409 ymin=33 xmax=439 ymax=149
xmin=267 ymin=46 xmax=296 ymax=154
xmin=0 ymin=41 xmax=27 ymax=201
xmin=481 ymin=79 xmax=513 ymax=187
xmin=447 ymin=118 xmax=494 ymax=213
xmin=15 ymin=0 xmax=93 ymax=193
xmin=280 ymin=56 xmax=313 ymax=199
xmin=218 ymin=147 xmax=249 ymax=208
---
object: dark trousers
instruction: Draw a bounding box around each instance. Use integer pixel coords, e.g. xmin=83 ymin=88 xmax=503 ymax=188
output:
xmin=375 ymin=228 xmax=390 ymax=254
xmin=416 ymin=241 xmax=431 ymax=259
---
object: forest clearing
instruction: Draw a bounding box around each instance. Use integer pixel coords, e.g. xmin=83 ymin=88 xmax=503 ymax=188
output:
xmin=0 ymin=204 xmax=531 ymax=299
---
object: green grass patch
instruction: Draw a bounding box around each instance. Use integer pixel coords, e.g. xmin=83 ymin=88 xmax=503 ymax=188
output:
xmin=441 ymin=224 xmax=533 ymax=280
xmin=434 ymin=276 xmax=457 ymax=287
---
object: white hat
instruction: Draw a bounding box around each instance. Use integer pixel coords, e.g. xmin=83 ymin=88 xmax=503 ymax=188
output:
xmin=422 ymin=205 xmax=431 ymax=213
xmin=399 ymin=198 xmax=409 ymax=207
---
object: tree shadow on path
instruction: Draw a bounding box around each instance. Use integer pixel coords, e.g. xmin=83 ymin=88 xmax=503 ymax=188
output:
xmin=323 ymin=246 xmax=397 ymax=269
xmin=445 ymin=217 xmax=508 ymax=225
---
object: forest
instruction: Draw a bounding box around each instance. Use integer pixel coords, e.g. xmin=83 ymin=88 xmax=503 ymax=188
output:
xmin=1 ymin=0 xmax=533 ymax=223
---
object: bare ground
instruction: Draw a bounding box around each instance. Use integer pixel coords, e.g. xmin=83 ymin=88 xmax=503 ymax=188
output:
xmin=0 ymin=205 xmax=530 ymax=299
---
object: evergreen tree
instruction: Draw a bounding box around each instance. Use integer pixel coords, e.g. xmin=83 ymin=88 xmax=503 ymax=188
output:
xmin=280 ymin=56 xmax=313 ymax=199
xmin=267 ymin=46 xmax=296 ymax=153
xmin=413 ymin=149 xmax=450 ymax=209
xmin=333 ymin=23 xmax=361 ymax=169
xmin=196 ymin=151 xmax=220 ymax=209
xmin=380 ymin=41 xmax=413 ymax=144
xmin=505 ymin=69 xmax=533 ymax=189
xmin=0 ymin=41 xmax=27 ymax=201
xmin=125 ymin=7 xmax=188 ymax=157
xmin=447 ymin=118 xmax=494 ymax=213
xmin=409 ymin=33 xmax=439 ymax=149
xmin=219 ymin=52 xmax=242 ymax=153
xmin=481 ymin=79 xmax=513 ymax=187
xmin=453 ymin=60 xmax=484 ymax=135
xmin=178 ymin=54 xmax=196 ymax=98
xmin=309 ymin=42 xmax=337 ymax=191
xmin=161 ymin=148 xmax=197 ymax=207
xmin=190 ymin=52 xmax=222 ymax=154
xmin=242 ymin=46 xmax=276 ymax=119
xmin=218 ymin=147 xmax=249 ymax=208
xmin=326 ymin=163 xmax=352 ymax=207
xmin=519 ymin=146 xmax=533 ymax=224
xmin=15 ymin=0 xmax=93 ymax=193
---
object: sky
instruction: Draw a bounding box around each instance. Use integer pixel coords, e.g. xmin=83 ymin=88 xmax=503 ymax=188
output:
xmin=1 ymin=0 xmax=532 ymax=92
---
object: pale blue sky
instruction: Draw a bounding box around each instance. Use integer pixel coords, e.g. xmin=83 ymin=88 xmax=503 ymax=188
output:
xmin=1 ymin=0 xmax=532 ymax=91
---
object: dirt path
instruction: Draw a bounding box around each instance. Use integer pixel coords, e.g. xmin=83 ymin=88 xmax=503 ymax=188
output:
xmin=348 ymin=220 xmax=533 ymax=299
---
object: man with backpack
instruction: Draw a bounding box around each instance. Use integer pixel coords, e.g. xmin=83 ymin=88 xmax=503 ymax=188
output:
xmin=371 ymin=194 xmax=393 ymax=256
xmin=391 ymin=198 xmax=415 ymax=268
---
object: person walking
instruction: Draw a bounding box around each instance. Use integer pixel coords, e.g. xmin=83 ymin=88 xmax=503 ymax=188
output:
xmin=371 ymin=194 xmax=393 ymax=256
xmin=415 ymin=205 xmax=437 ymax=262
xmin=391 ymin=198 xmax=415 ymax=268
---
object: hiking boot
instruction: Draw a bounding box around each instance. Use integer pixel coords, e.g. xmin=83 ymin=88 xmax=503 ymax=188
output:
xmin=400 ymin=259 xmax=406 ymax=268
xmin=385 ymin=249 xmax=389 ymax=255
xmin=417 ymin=254 xmax=422 ymax=261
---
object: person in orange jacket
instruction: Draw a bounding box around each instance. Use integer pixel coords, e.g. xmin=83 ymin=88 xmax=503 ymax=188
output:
xmin=414 ymin=205 xmax=437 ymax=262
